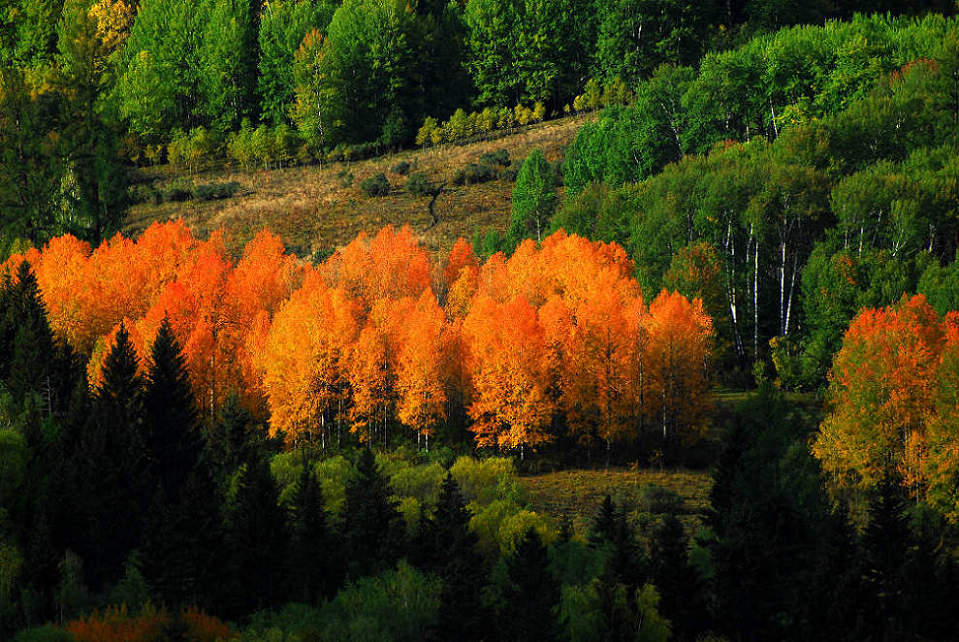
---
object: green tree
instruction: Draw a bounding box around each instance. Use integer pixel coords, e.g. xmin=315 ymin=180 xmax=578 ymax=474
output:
xmin=0 ymin=66 xmax=66 ymax=243
xmin=144 ymin=319 xmax=201 ymax=502
xmin=420 ymin=472 xmax=488 ymax=641
xmin=508 ymin=149 xmax=556 ymax=246
xmin=115 ymin=0 xmax=198 ymax=142
xmin=55 ymin=0 xmax=129 ymax=243
xmin=343 ymin=448 xmax=405 ymax=578
xmin=225 ymin=456 xmax=288 ymax=615
xmin=257 ymin=0 xmax=335 ymax=126
xmin=196 ymin=0 xmax=258 ymax=132
xmin=497 ymin=527 xmax=560 ymax=641
xmin=288 ymin=458 xmax=339 ymax=603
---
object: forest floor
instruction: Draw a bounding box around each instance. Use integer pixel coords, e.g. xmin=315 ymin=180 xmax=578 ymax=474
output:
xmin=124 ymin=113 xmax=592 ymax=258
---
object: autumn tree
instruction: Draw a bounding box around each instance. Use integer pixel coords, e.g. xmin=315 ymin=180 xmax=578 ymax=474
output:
xmin=644 ymin=290 xmax=713 ymax=452
xmin=814 ymin=295 xmax=947 ymax=498
xmin=395 ymin=291 xmax=447 ymax=450
xmin=463 ymin=295 xmax=555 ymax=456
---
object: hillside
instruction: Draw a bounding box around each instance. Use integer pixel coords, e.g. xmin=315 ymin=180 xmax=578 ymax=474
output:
xmin=124 ymin=114 xmax=591 ymax=258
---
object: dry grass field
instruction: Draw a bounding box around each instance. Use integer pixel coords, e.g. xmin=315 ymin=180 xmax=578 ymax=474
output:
xmin=124 ymin=114 xmax=593 ymax=258
xmin=520 ymin=467 xmax=713 ymax=536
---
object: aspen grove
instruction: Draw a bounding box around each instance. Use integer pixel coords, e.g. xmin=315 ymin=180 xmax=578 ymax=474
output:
xmin=3 ymin=221 xmax=713 ymax=456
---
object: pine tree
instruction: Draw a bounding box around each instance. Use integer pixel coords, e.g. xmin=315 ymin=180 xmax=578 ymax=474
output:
xmin=224 ymin=456 xmax=288 ymax=616
xmin=498 ymin=528 xmax=560 ymax=642
xmin=423 ymin=472 xmax=488 ymax=641
xmin=343 ymin=447 xmax=404 ymax=578
xmin=144 ymin=318 xmax=201 ymax=501
xmin=288 ymin=457 xmax=339 ymax=603
xmin=649 ymin=514 xmax=707 ymax=640
xmin=82 ymin=323 xmax=150 ymax=590
xmin=141 ymin=463 xmax=225 ymax=610
xmin=860 ymin=474 xmax=912 ymax=640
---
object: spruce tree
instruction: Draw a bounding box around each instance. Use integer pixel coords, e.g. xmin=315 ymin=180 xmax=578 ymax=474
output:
xmin=144 ymin=318 xmax=200 ymax=501
xmin=861 ymin=475 xmax=912 ymax=639
xmin=424 ymin=472 xmax=488 ymax=641
xmin=498 ymin=528 xmax=560 ymax=642
xmin=649 ymin=514 xmax=707 ymax=640
xmin=343 ymin=448 xmax=404 ymax=578
xmin=80 ymin=323 xmax=150 ymax=590
xmin=288 ymin=457 xmax=339 ymax=603
xmin=224 ymin=456 xmax=288 ymax=616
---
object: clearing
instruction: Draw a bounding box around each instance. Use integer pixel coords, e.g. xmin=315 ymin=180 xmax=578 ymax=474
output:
xmin=124 ymin=114 xmax=592 ymax=258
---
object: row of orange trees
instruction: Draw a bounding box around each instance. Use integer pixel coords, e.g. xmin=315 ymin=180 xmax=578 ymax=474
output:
xmin=4 ymin=223 xmax=712 ymax=453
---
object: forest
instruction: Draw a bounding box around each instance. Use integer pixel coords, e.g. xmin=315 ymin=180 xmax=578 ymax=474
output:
xmin=3 ymin=0 xmax=959 ymax=640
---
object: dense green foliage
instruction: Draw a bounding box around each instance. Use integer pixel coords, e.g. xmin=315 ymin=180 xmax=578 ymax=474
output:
xmin=547 ymin=15 xmax=959 ymax=386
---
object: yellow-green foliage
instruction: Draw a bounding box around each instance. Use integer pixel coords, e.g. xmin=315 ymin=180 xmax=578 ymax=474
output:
xmin=496 ymin=509 xmax=557 ymax=555
xmin=314 ymin=455 xmax=355 ymax=517
xmin=417 ymin=101 xmax=547 ymax=147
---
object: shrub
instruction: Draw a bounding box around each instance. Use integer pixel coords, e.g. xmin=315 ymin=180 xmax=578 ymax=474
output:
xmin=391 ymin=160 xmax=412 ymax=175
xmin=193 ymin=181 xmax=239 ymax=201
xmin=452 ymin=163 xmax=496 ymax=186
xmin=337 ymin=170 xmax=354 ymax=188
xmin=406 ymin=172 xmax=434 ymax=197
xmin=162 ymin=179 xmax=194 ymax=203
xmin=129 ymin=184 xmax=160 ymax=205
xmin=637 ymin=483 xmax=684 ymax=514
xmin=480 ymin=149 xmax=510 ymax=167
xmin=360 ymin=173 xmax=391 ymax=196
xmin=416 ymin=117 xmax=439 ymax=146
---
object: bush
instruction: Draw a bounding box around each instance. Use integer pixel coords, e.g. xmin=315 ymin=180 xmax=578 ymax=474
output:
xmin=406 ymin=172 xmax=435 ymax=197
xmin=193 ymin=181 xmax=239 ymax=201
xmin=129 ymin=184 xmax=160 ymax=205
xmin=391 ymin=160 xmax=412 ymax=175
xmin=452 ymin=163 xmax=497 ymax=186
xmin=480 ymin=149 xmax=510 ymax=167
xmin=162 ymin=179 xmax=194 ymax=203
xmin=360 ymin=173 xmax=391 ymax=197
xmin=637 ymin=484 xmax=684 ymax=514
xmin=336 ymin=169 xmax=354 ymax=188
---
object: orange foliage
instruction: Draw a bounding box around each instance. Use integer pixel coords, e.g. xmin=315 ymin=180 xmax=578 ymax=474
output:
xmin=814 ymin=294 xmax=952 ymax=503
xmin=324 ymin=225 xmax=432 ymax=309
xmin=12 ymin=224 xmax=715 ymax=455
xmin=464 ymin=295 xmax=555 ymax=451
xmin=66 ymin=604 xmax=233 ymax=642
xmin=257 ymin=273 xmax=359 ymax=443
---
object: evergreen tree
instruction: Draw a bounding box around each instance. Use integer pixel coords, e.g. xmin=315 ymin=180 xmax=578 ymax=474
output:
xmin=80 ymin=323 xmax=150 ymax=590
xmin=649 ymin=514 xmax=707 ymax=640
xmin=421 ymin=472 xmax=488 ymax=641
xmin=288 ymin=456 xmax=339 ymax=603
xmin=860 ymin=474 xmax=912 ymax=640
xmin=589 ymin=495 xmax=645 ymax=590
xmin=498 ymin=527 xmax=560 ymax=642
xmin=224 ymin=456 xmax=288 ymax=615
xmin=141 ymin=463 xmax=225 ymax=610
xmin=343 ymin=448 xmax=404 ymax=578
xmin=508 ymin=149 xmax=555 ymax=247
xmin=144 ymin=318 xmax=201 ymax=501
xmin=208 ymin=392 xmax=260 ymax=477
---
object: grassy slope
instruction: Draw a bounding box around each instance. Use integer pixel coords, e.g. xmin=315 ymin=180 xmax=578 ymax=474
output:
xmin=520 ymin=467 xmax=713 ymax=535
xmin=124 ymin=114 xmax=592 ymax=258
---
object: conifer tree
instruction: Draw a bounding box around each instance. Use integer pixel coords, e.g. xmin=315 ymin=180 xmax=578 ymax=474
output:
xmin=343 ymin=447 xmax=404 ymax=578
xmin=82 ymin=323 xmax=150 ymax=590
xmin=423 ymin=472 xmax=488 ymax=641
xmin=649 ymin=514 xmax=707 ymax=640
xmin=498 ymin=527 xmax=560 ymax=642
xmin=288 ymin=457 xmax=338 ymax=603
xmin=144 ymin=318 xmax=201 ymax=501
xmin=225 ymin=456 xmax=288 ymax=615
